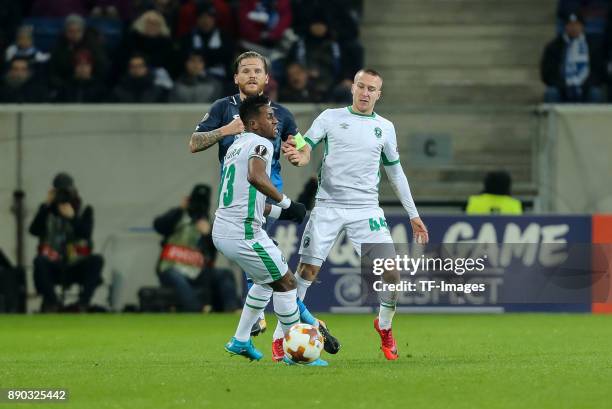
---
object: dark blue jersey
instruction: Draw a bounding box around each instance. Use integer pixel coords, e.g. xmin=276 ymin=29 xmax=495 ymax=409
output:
xmin=195 ymin=94 xmax=298 ymax=192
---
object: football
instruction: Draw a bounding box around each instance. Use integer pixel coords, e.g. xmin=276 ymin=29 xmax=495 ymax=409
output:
xmin=283 ymin=323 xmax=324 ymax=364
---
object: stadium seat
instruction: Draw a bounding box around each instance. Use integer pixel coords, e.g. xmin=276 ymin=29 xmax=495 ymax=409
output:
xmin=22 ymin=17 xmax=64 ymax=52
xmin=21 ymin=17 xmax=123 ymax=53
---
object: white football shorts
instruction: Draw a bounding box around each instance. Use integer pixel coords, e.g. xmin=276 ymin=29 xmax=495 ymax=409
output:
xmin=213 ymin=233 xmax=289 ymax=284
xmin=299 ymin=206 xmax=394 ymax=266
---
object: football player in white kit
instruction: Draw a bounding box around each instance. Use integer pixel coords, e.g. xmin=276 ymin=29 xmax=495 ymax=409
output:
xmin=214 ymin=95 xmax=328 ymax=366
xmin=282 ymin=69 xmax=429 ymax=360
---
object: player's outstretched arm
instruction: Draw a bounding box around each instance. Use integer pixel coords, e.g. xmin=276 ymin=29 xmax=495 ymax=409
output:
xmin=248 ymin=157 xmax=306 ymax=223
xmin=384 ymin=163 xmax=429 ymax=244
xmin=189 ymin=117 xmax=244 ymax=153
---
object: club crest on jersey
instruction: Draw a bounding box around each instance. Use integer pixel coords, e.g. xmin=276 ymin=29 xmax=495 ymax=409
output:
xmin=254 ymin=145 xmax=268 ymax=157
xmin=374 ymin=127 xmax=382 ymax=139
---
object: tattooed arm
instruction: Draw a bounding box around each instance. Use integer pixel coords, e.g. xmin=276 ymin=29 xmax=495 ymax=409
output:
xmin=189 ymin=129 xmax=224 ymax=153
xmin=189 ymin=117 xmax=245 ymax=153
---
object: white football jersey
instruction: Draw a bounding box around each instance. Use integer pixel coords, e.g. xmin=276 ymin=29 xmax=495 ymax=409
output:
xmin=212 ymin=132 xmax=274 ymax=240
xmin=304 ymin=107 xmax=401 ymax=208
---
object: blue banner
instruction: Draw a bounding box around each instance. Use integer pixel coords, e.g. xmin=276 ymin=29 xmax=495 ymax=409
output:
xmin=269 ymin=215 xmax=593 ymax=313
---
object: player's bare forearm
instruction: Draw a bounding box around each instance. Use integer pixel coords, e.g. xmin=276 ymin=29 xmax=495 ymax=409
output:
xmin=189 ymin=129 xmax=224 ymax=153
xmin=249 ymin=172 xmax=282 ymax=203
xmin=248 ymin=158 xmax=283 ymax=203
xmin=264 ymin=203 xmax=271 ymax=216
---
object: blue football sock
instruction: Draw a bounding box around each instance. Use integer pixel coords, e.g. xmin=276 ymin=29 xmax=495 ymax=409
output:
xmin=297 ymin=298 xmax=317 ymax=326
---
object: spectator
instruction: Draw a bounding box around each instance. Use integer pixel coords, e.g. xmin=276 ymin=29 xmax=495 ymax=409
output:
xmin=328 ymin=78 xmax=353 ymax=104
xmin=55 ymin=50 xmax=107 ymax=102
xmin=466 ymin=171 xmax=523 ymax=215
xmin=123 ymin=10 xmax=176 ymax=84
xmin=31 ymin=0 xmax=88 ymax=17
xmin=238 ymin=0 xmax=292 ymax=51
xmin=153 ymin=184 xmax=238 ymax=312
xmin=180 ymin=3 xmax=234 ymax=79
xmin=291 ymin=0 xmax=363 ymax=81
xmin=132 ymin=0 xmax=180 ymax=30
xmin=151 ymin=0 xmax=180 ymax=34
xmin=48 ymin=14 xmax=109 ymax=92
xmin=176 ymin=0 xmax=236 ymax=38
xmin=89 ymin=0 xmax=134 ymax=20
xmin=265 ymin=74 xmax=279 ymax=101
xmin=0 ymin=58 xmax=48 ymax=103
xmin=170 ymin=53 xmax=223 ymax=103
xmin=279 ymin=62 xmax=313 ymax=102
xmin=112 ymin=54 xmax=167 ymax=102
xmin=5 ymin=25 xmax=50 ymax=65
xmin=29 ymin=173 xmax=104 ymax=312
xmin=540 ymin=12 xmax=605 ymax=103
xmin=287 ymin=12 xmax=341 ymax=101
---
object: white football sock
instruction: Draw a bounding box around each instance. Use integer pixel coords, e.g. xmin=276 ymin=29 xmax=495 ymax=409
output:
xmin=273 ymin=321 xmax=284 ymax=340
xmin=295 ymin=273 xmax=312 ymax=301
xmin=378 ymin=283 xmax=399 ymax=330
xmin=273 ymin=289 xmax=300 ymax=335
xmin=234 ymin=284 xmax=272 ymax=342
xmin=378 ymin=303 xmax=396 ymax=330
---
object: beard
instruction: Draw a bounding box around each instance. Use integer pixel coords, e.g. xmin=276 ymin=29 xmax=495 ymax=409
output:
xmin=239 ymin=82 xmax=265 ymax=97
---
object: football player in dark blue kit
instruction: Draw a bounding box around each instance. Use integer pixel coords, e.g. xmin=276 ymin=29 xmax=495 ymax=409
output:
xmin=189 ymin=51 xmax=295 ymax=193
xmin=189 ymin=51 xmax=340 ymax=361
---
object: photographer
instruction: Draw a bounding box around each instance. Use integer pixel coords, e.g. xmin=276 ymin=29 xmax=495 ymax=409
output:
xmin=153 ymin=184 xmax=238 ymax=312
xmin=29 ymin=173 xmax=104 ymax=312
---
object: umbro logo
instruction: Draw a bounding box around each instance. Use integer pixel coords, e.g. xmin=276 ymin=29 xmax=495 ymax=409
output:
xmin=340 ymin=123 xmax=350 ymax=129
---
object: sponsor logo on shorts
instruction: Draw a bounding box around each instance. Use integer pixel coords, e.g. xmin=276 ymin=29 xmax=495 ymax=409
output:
xmin=303 ymin=236 xmax=311 ymax=248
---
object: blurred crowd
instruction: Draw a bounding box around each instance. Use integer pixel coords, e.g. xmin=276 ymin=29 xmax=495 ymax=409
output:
xmin=540 ymin=0 xmax=612 ymax=103
xmin=0 ymin=0 xmax=364 ymax=104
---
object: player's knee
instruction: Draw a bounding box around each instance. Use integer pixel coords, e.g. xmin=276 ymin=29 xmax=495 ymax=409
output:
xmin=382 ymin=269 xmax=400 ymax=284
xmin=283 ymin=273 xmax=297 ymax=290
xmin=272 ymin=271 xmax=297 ymax=292
xmin=297 ymin=263 xmax=320 ymax=281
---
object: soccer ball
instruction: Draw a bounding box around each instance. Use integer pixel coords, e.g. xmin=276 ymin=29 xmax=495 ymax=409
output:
xmin=283 ymin=323 xmax=324 ymax=364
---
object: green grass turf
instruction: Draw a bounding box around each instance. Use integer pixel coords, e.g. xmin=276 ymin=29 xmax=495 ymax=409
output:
xmin=1 ymin=313 xmax=611 ymax=409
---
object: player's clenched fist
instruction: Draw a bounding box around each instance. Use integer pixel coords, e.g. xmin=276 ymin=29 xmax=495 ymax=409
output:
xmin=226 ymin=117 xmax=245 ymax=135
xmin=279 ymin=201 xmax=307 ymax=224
xmin=282 ymin=143 xmax=301 ymax=166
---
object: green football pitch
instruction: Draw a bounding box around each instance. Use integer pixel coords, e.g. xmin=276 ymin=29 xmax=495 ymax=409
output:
xmin=1 ymin=313 xmax=611 ymax=409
